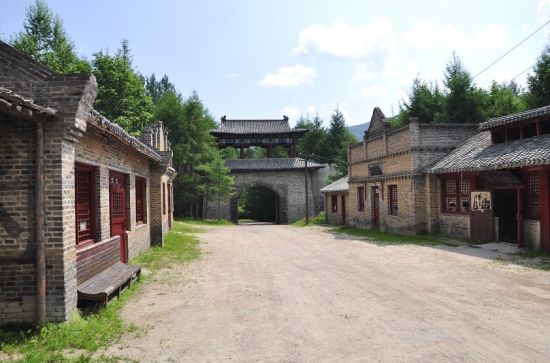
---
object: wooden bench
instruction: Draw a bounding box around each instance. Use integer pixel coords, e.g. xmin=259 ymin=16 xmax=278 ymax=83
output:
xmin=77 ymin=262 xmax=141 ymax=305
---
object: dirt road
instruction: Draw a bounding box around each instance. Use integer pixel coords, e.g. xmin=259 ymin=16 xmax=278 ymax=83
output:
xmin=106 ymin=224 xmax=550 ymax=362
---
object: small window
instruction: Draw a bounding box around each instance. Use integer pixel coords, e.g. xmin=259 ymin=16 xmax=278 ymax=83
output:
xmin=135 ymin=177 xmax=146 ymax=224
xmin=162 ymin=183 xmax=166 ymax=215
xmin=388 ymin=185 xmax=398 ymax=216
xmin=507 ymin=127 xmax=521 ymax=141
xmin=525 ymin=174 xmax=540 ymax=219
xmin=492 ymin=129 xmax=506 ymax=144
xmin=75 ymin=163 xmax=95 ymax=246
xmin=331 ymin=195 xmax=338 ymax=212
xmin=522 ymin=122 xmax=537 ymax=138
xmin=357 ymin=186 xmax=365 ymax=212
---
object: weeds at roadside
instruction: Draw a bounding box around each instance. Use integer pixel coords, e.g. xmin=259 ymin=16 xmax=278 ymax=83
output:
xmin=329 ymin=226 xmax=456 ymax=247
xmin=291 ymin=212 xmax=326 ymax=227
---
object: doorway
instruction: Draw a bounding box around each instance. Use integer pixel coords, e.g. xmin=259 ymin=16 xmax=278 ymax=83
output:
xmin=341 ymin=195 xmax=346 ymax=224
xmin=236 ymin=186 xmax=280 ymax=224
xmin=493 ymin=189 xmax=518 ymax=243
xmin=109 ymin=171 xmax=128 ymax=263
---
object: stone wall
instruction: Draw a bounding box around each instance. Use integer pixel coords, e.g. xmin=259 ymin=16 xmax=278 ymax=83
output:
xmin=206 ymin=167 xmax=327 ymax=224
xmin=523 ymin=220 xmax=541 ymax=249
xmin=438 ymin=214 xmax=470 ymax=239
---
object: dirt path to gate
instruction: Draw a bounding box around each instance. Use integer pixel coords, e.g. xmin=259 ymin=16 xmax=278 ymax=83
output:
xmin=104 ymin=225 xmax=550 ymax=362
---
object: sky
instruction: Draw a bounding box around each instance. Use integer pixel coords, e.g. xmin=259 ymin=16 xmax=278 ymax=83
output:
xmin=1 ymin=0 xmax=550 ymax=127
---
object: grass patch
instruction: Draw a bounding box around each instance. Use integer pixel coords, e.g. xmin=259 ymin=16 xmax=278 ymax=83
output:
xmin=510 ymin=250 xmax=550 ymax=271
xmin=291 ymin=212 xmax=326 ymax=227
xmin=0 ymin=220 xmax=203 ymax=362
xmin=176 ymin=217 xmax=232 ymax=226
xmin=330 ymin=226 xmax=454 ymax=246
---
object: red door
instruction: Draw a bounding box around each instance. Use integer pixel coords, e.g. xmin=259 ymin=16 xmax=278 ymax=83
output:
xmin=109 ymin=171 xmax=128 ymax=263
xmin=371 ymin=187 xmax=380 ymax=228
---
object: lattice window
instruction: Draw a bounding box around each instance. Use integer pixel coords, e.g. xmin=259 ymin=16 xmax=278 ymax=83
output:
xmin=331 ymin=195 xmax=338 ymax=212
xmin=443 ymin=177 xmax=471 ymax=214
xmin=357 ymin=186 xmax=365 ymax=212
xmin=526 ymin=174 xmax=540 ymax=219
xmin=388 ymin=185 xmax=398 ymax=216
xmin=136 ymin=177 xmax=146 ymax=224
xmin=75 ymin=164 xmax=95 ymax=245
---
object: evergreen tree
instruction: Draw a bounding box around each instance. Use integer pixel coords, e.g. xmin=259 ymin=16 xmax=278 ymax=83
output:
xmin=485 ymin=81 xmax=527 ymax=118
xmin=526 ymin=45 xmax=550 ymax=108
xmin=326 ymin=108 xmax=357 ymax=182
xmin=442 ymin=53 xmax=484 ymax=123
xmin=295 ymin=114 xmax=330 ymax=162
xmin=397 ymin=77 xmax=445 ymax=125
xmin=146 ymin=73 xmax=176 ymax=104
xmin=92 ymin=40 xmax=154 ymax=134
xmin=198 ymin=154 xmax=234 ymax=220
xmin=11 ymin=0 xmax=90 ymax=73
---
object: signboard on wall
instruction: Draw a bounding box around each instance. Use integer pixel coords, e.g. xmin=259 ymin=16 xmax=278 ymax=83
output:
xmin=471 ymin=191 xmax=492 ymax=212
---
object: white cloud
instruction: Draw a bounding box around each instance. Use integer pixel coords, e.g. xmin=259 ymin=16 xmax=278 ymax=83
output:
xmin=538 ymin=0 xmax=550 ymax=21
xmin=294 ymin=19 xmax=399 ymax=75
xmin=280 ymin=106 xmax=301 ymax=121
xmin=306 ymin=105 xmax=317 ymax=115
xmin=352 ymin=62 xmax=377 ymax=82
xmin=259 ymin=64 xmax=317 ymax=87
xmin=403 ymin=22 xmax=507 ymax=50
xmin=356 ymin=85 xmax=390 ymax=99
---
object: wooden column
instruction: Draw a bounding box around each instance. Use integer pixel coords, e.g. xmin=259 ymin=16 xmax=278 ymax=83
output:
xmin=541 ymin=169 xmax=550 ymax=251
xmin=267 ymin=144 xmax=273 ymax=158
xmin=291 ymin=138 xmax=296 ymax=158
xmin=240 ymin=144 xmax=245 ymax=159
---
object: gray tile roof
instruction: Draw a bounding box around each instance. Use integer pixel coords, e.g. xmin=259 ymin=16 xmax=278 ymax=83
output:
xmin=320 ymin=176 xmax=349 ymax=193
xmin=225 ymin=158 xmax=325 ymax=171
xmin=429 ymin=132 xmax=550 ymax=173
xmin=479 ymin=105 xmax=550 ymax=131
xmin=212 ymin=118 xmax=308 ymax=135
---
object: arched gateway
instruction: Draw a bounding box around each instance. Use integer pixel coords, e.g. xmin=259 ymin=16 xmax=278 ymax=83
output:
xmin=204 ymin=117 xmax=328 ymax=224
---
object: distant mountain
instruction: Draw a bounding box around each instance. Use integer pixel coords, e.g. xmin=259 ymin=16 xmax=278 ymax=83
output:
xmin=347 ymin=122 xmax=369 ymax=141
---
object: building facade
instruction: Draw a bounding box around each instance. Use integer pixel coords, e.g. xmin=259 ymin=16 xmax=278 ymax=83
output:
xmin=0 ymin=41 xmax=175 ymax=325
xmin=320 ymin=177 xmax=349 ymax=225
xmin=429 ymin=106 xmax=550 ymax=251
xmin=346 ymin=108 xmax=477 ymax=234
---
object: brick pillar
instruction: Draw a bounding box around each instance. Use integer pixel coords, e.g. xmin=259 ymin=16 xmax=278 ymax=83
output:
xmin=149 ymin=165 xmax=164 ymax=246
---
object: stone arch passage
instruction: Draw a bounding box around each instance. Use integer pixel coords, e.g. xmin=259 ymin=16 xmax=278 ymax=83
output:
xmin=230 ymin=181 xmax=288 ymax=225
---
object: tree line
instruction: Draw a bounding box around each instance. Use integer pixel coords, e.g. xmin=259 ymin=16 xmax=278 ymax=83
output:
xmin=8 ymin=0 xmax=232 ymax=218
xmin=394 ymin=50 xmax=550 ymax=126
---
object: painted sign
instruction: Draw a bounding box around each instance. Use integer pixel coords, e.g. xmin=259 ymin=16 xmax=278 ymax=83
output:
xmin=471 ymin=191 xmax=492 ymax=212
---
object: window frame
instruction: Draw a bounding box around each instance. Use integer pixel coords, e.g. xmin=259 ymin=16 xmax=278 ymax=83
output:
xmin=525 ymin=173 xmax=541 ymax=220
xmin=441 ymin=176 xmax=472 ymax=214
xmin=357 ymin=186 xmax=365 ymax=212
xmin=162 ymin=183 xmax=166 ymax=215
xmin=75 ymin=163 xmax=96 ymax=247
xmin=388 ymin=185 xmax=398 ymax=216
xmin=135 ymin=177 xmax=147 ymax=224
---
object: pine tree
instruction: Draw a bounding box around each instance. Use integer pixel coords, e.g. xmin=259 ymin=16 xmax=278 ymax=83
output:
xmin=526 ymin=45 xmax=550 ymax=108
xmin=442 ymin=53 xmax=484 ymax=123
xmin=397 ymin=77 xmax=445 ymax=125
xmin=11 ymin=0 xmax=90 ymax=73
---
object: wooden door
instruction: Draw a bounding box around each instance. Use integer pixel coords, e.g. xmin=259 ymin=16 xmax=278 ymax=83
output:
xmin=470 ymin=190 xmax=494 ymax=243
xmin=341 ymin=195 xmax=346 ymax=224
xmin=109 ymin=171 xmax=128 ymax=263
xmin=371 ymin=187 xmax=380 ymax=228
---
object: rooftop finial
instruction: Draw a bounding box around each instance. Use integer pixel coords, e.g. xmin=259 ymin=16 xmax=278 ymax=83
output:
xmin=283 ymin=115 xmax=289 ymax=121
xmin=221 ymin=115 xmax=226 ymax=121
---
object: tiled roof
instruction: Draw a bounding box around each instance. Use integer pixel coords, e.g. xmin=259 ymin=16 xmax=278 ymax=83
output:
xmin=225 ymin=158 xmax=325 ymax=171
xmin=479 ymin=105 xmax=550 ymax=131
xmin=429 ymin=131 xmax=550 ymax=173
xmin=320 ymin=176 xmax=349 ymax=193
xmin=89 ymin=110 xmax=162 ymax=162
xmin=0 ymin=87 xmax=57 ymax=120
xmin=212 ymin=117 xmax=307 ymax=135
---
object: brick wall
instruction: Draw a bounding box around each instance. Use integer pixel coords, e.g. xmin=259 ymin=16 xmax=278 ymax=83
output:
xmin=324 ymin=192 xmax=348 ymax=225
xmin=76 ymin=236 xmax=119 ymax=283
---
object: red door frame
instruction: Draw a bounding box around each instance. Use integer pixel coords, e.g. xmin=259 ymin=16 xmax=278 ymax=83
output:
xmin=371 ymin=186 xmax=380 ymax=228
xmin=109 ymin=171 xmax=128 ymax=263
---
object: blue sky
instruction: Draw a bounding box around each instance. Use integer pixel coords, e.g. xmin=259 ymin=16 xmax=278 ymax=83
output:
xmin=1 ymin=0 xmax=549 ymax=126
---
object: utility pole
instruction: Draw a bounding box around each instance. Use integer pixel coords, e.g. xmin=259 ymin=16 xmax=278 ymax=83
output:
xmin=304 ymin=155 xmax=309 ymax=224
